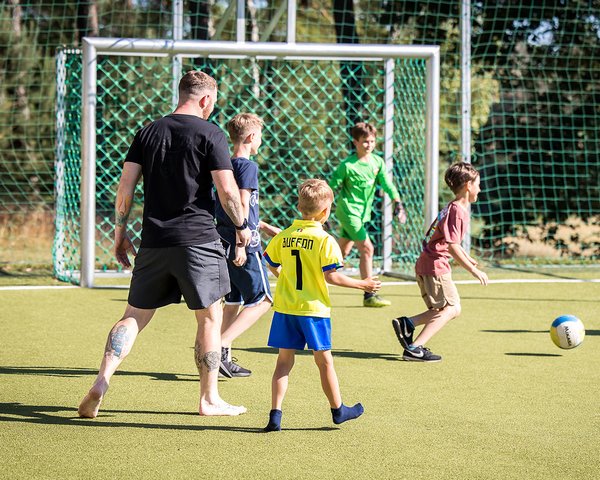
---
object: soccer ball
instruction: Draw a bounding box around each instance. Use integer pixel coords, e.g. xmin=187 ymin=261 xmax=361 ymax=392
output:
xmin=550 ymin=315 xmax=585 ymax=349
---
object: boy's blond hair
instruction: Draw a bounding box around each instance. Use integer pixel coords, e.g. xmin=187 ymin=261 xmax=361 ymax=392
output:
xmin=226 ymin=113 xmax=264 ymax=143
xmin=445 ymin=162 xmax=480 ymax=194
xmin=351 ymin=122 xmax=377 ymax=141
xmin=298 ymin=179 xmax=333 ymax=216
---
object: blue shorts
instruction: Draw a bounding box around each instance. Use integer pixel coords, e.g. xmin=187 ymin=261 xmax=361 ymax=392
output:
xmin=267 ymin=312 xmax=332 ymax=351
xmin=224 ymin=250 xmax=272 ymax=307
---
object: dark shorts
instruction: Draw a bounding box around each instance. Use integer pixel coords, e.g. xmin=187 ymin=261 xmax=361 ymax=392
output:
xmin=224 ymin=251 xmax=272 ymax=307
xmin=267 ymin=312 xmax=332 ymax=351
xmin=128 ymin=240 xmax=230 ymax=310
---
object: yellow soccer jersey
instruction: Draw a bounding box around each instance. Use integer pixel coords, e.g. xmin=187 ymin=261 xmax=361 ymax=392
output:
xmin=264 ymin=219 xmax=343 ymax=317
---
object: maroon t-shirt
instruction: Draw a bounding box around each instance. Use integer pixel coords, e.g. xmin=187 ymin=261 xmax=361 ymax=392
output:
xmin=415 ymin=201 xmax=469 ymax=276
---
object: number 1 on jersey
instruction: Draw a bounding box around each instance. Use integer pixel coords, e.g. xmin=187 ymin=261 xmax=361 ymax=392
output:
xmin=291 ymin=249 xmax=303 ymax=290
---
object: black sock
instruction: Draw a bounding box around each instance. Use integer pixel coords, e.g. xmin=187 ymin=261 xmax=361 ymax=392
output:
xmin=331 ymin=403 xmax=364 ymax=425
xmin=264 ymin=409 xmax=282 ymax=432
xmin=364 ymin=292 xmax=374 ymax=299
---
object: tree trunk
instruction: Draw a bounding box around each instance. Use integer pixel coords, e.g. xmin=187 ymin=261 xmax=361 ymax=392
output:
xmin=190 ymin=0 xmax=213 ymax=70
xmin=77 ymin=1 xmax=99 ymax=44
xmin=247 ymin=0 xmax=261 ymax=98
xmin=9 ymin=0 xmax=31 ymax=133
xmin=9 ymin=0 xmax=22 ymax=37
xmin=333 ymin=0 xmax=365 ymax=129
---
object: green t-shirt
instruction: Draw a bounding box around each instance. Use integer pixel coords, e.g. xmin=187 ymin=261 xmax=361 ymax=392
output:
xmin=329 ymin=153 xmax=400 ymax=224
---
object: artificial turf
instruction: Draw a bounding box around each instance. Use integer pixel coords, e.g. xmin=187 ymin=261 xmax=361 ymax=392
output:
xmin=1 ymin=277 xmax=598 ymax=479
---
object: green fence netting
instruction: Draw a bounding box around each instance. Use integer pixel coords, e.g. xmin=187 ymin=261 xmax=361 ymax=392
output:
xmin=1 ymin=1 xmax=598 ymax=276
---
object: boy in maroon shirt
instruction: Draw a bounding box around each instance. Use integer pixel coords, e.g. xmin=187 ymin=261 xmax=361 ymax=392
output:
xmin=391 ymin=162 xmax=488 ymax=362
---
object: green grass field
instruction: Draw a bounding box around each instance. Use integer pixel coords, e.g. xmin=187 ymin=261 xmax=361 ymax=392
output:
xmin=1 ymin=273 xmax=599 ymax=479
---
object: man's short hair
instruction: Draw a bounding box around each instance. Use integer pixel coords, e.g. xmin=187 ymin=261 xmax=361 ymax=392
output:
xmin=178 ymin=71 xmax=217 ymax=99
xmin=226 ymin=113 xmax=264 ymax=143
xmin=298 ymin=179 xmax=333 ymax=216
xmin=351 ymin=122 xmax=377 ymax=141
xmin=444 ymin=162 xmax=480 ymax=194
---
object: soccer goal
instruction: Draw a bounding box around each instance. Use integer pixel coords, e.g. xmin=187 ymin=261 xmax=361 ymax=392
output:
xmin=54 ymin=38 xmax=439 ymax=287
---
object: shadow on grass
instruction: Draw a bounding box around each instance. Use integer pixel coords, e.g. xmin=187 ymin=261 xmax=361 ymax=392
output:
xmin=0 ymin=402 xmax=314 ymax=433
xmin=0 ymin=266 xmax=54 ymax=278
xmin=463 ymin=296 xmax=600 ymax=303
xmin=0 ymin=366 xmax=197 ymax=382
xmin=481 ymin=329 xmax=547 ymax=334
xmin=483 ymin=329 xmax=599 ymax=336
xmin=334 ymin=305 xmax=396 ymax=309
xmin=237 ymin=347 xmax=401 ymax=361
xmin=504 ymin=353 xmax=563 ymax=357
xmin=491 ymin=265 xmax=584 ymax=280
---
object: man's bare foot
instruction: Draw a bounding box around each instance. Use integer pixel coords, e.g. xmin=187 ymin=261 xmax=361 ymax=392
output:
xmin=77 ymin=384 xmax=106 ymax=418
xmin=199 ymin=402 xmax=247 ymax=416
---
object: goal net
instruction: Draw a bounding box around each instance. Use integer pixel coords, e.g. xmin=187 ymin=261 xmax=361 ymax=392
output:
xmin=54 ymin=39 xmax=439 ymax=286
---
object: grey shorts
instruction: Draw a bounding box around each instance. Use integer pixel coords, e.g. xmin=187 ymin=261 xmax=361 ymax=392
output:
xmin=128 ymin=240 xmax=230 ymax=310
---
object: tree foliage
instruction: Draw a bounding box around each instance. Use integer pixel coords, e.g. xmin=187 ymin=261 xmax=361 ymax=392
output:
xmin=375 ymin=0 xmax=599 ymax=233
xmin=0 ymin=0 xmax=597 ymax=248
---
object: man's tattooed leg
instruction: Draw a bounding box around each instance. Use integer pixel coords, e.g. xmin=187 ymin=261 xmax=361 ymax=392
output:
xmin=105 ymin=325 xmax=129 ymax=358
xmin=81 ymin=324 xmax=130 ymax=419
xmin=194 ymin=346 xmax=219 ymax=376
xmin=194 ymin=345 xmax=247 ymax=416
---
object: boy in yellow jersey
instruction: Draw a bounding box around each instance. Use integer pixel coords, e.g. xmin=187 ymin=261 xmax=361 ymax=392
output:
xmin=262 ymin=179 xmax=382 ymax=431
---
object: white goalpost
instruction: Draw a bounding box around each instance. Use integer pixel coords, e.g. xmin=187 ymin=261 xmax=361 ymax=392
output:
xmin=73 ymin=38 xmax=439 ymax=287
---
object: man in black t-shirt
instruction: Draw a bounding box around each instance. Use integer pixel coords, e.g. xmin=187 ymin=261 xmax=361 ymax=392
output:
xmin=78 ymin=71 xmax=251 ymax=418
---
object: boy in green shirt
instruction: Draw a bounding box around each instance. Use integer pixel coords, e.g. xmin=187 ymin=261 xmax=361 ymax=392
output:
xmin=329 ymin=122 xmax=406 ymax=307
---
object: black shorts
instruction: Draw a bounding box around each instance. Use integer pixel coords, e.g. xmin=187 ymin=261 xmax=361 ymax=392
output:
xmin=128 ymin=240 xmax=230 ymax=310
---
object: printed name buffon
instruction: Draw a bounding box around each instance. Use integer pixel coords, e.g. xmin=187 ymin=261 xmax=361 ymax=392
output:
xmin=282 ymin=237 xmax=314 ymax=249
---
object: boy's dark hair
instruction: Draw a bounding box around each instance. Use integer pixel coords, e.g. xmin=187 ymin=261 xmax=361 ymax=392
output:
xmin=351 ymin=122 xmax=377 ymax=141
xmin=444 ymin=162 xmax=479 ymax=194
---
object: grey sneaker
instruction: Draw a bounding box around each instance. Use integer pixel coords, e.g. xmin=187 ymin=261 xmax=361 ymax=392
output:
xmin=402 ymin=346 xmax=441 ymax=362
xmin=218 ymin=361 xmax=233 ymax=378
xmin=220 ymin=357 xmax=251 ymax=377
xmin=219 ymin=347 xmax=233 ymax=378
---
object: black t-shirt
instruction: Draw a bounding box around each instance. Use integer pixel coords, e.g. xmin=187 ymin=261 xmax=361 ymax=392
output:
xmin=125 ymin=114 xmax=232 ymax=247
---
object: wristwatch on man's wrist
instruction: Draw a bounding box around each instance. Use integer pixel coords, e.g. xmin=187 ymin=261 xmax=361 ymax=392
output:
xmin=234 ymin=218 xmax=248 ymax=230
